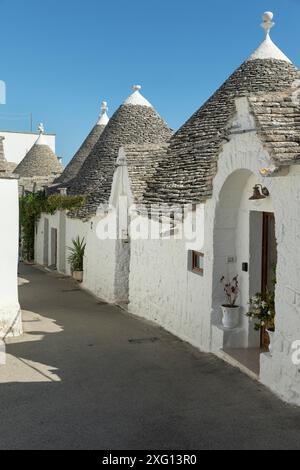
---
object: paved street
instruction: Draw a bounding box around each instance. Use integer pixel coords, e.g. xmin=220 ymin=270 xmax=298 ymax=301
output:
xmin=0 ymin=263 xmax=299 ymax=450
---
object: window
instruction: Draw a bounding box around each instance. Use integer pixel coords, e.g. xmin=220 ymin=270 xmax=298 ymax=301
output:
xmin=190 ymin=251 xmax=204 ymax=275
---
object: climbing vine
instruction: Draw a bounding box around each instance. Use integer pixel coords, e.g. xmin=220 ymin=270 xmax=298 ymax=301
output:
xmin=19 ymin=192 xmax=85 ymax=262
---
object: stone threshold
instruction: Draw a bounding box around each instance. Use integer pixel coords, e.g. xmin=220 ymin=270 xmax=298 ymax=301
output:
xmin=216 ymin=348 xmax=261 ymax=381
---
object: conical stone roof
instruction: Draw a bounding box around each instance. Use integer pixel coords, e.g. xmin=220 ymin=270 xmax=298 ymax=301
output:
xmin=14 ymin=125 xmax=63 ymax=178
xmin=55 ymin=101 xmax=109 ymax=185
xmin=68 ymin=86 xmax=172 ymax=218
xmin=144 ymin=12 xmax=300 ymax=205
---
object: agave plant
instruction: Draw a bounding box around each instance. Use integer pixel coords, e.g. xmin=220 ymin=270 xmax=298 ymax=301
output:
xmin=67 ymin=236 xmax=86 ymax=272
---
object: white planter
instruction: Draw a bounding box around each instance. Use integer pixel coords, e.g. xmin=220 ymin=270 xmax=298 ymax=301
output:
xmin=266 ymin=329 xmax=275 ymax=355
xmin=73 ymin=271 xmax=83 ymax=283
xmin=221 ymin=306 xmax=240 ymax=329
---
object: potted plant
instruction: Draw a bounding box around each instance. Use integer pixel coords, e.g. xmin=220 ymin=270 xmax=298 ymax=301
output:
xmin=246 ymin=289 xmax=275 ymax=354
xmin=220 ymin=275 xmax=240 ymax=329
xmin=67 ymin=236 xmax=86 ymax=283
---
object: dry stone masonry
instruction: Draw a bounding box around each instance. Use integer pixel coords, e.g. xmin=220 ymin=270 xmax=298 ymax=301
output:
xmin=67 ymin=88 xmax=172 ymax=219
xmin=55 ymin=102 xmax=110 ymax=186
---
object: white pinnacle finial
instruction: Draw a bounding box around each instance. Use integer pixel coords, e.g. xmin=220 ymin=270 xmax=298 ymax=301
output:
xmin=261 ymin=11 xmax=275 ymax=37
xmin=38 ymin=123 xmax=45 ymax=134
xmin=97 ymin=100 xmax=109 ymax=126
xmin=123 ymin=84 xmax=153 ymax=107
xmin=36 ymin=123 xmax=48 ymax=145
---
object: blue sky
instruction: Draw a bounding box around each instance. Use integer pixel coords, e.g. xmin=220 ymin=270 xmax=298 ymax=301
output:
xmin=1 ymin=0 xmax=300 ymax=164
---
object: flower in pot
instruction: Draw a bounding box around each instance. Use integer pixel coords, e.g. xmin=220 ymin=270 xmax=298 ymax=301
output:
xmin=67 ymin=236 xmax=86 ymax=283
xmin=220 ymin=275 xmax=240 ymax=329
xmin=246 ymin=289 xmax=275 ymax=354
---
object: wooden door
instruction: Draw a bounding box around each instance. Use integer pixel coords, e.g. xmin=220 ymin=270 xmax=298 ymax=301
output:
xmin=261 ymin=213 xmax=277 ymax=348
xmin=50 ymin=228 xmax=58 ymax=269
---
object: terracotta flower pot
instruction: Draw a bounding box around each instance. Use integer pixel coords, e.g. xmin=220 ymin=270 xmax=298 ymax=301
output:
xmin=73 ymin=271 xmax=83 ymax=283
xmin=221 ymin=305 xmax=240 ymax=329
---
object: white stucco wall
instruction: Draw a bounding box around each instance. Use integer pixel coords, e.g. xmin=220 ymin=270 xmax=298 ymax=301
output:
xmin=35 ymin=215 xmax=45 ymax=266
xmin=65 ymin=217 xmax=88 ymax=275
xmin=0 ymin=177 xmax=21 ymax=337
xmin=36 ymin=212 xmax=88 ymax=276
xmin=83 ymin=216 xmax=117 ymax=303
xmin=35 ymin=212 xmax=59 ymax=267
xmin=0 ymin=131 xmax=56 ymax=164
xmin=129 ymin=232 xmax=211 ymax=352
xmin=35 ymin=211 xmax=118 ymax=301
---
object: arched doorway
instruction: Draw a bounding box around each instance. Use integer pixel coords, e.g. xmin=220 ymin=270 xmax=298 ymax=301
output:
xmin=211 ymin=169 xmax=276 ymax=375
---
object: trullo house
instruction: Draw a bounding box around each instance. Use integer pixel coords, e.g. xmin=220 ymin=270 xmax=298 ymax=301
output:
xmin=36 ymin=13 xmax=300 ymax=406
xmin=14 ymin=123 xmax=63 ymax=193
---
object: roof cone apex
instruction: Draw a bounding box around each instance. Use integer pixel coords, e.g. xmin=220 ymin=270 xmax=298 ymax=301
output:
xmin=123 ymin=85 xmax=153 ymax=108
xmin=97 ymin=101 xmax=110 ymax=126
xmin=35 ymin=123 xmax=49 ymax=146
xmin=247 ymin=12 xmax=292 ymax=63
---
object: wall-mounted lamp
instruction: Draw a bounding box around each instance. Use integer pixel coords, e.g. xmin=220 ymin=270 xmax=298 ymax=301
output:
xmin=259 ymin=167 xmax=278 ymax=177
xmin=249 ymin=184 xmax=270 ymax=201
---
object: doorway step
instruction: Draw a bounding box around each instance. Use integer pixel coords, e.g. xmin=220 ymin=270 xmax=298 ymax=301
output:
xmin=216 ymin=347 xmax=267 ymax=381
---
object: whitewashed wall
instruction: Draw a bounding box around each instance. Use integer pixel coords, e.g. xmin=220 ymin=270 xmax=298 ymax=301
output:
xmin=129 ymin=232 xmax=211 ymax=352
xmin=0 ymin=177 xmax=21 ymax=337
xmin=35 ymin=213 xmax=59 ymax=267
xmin=65 ymin=217 xmax=88 ymax=275
xmin=37 ymin=212 xmax=118 ymax=303
xmin=0 ymin=131 xmax=56 ymax=164
xmin=82 ymin=216 xmax=117 ymax=303
xmin=36 ymin=212 xmax=88 ymax=275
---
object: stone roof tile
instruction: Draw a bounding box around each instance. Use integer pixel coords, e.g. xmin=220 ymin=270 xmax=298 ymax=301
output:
xmin=249 ymin=89 xmax=300 ymax=165
xmin=55 ymin=102 xmax=109 ymax=185
xmin=121 ymin=143 xmax=169 ymax=203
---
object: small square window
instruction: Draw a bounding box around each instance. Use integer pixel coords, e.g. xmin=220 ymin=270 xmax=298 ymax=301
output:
xmin=191 ymin=251 xmax=204 ymax=275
